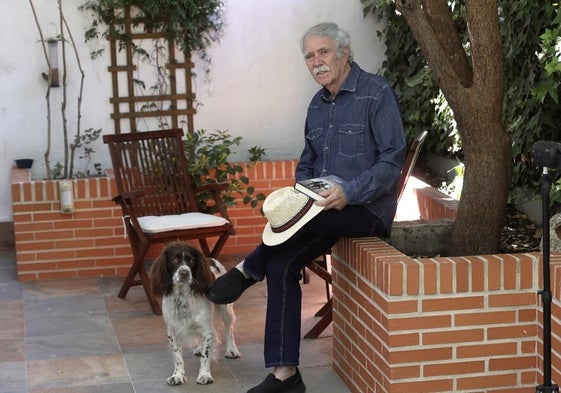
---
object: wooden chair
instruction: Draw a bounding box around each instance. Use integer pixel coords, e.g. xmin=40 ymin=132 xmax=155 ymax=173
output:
xmin=103 ymin=129 xmax=235 ymax=314
xmin=303 ymin=130 xmax=428 ymax=338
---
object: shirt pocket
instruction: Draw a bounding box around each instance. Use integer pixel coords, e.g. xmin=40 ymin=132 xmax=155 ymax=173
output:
xmin=306 ymin=127 xmax=323 ymax=141
xmin=305 ymin=127 xmax=323 ymax=150
xmin=337 ymin=124 xmax=364 ymax=158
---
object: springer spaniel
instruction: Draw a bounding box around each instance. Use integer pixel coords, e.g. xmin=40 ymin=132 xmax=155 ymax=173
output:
xmin=150 ymin=242 xmax=241 ymax=386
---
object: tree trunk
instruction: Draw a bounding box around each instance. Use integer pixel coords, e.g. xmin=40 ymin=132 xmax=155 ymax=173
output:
xmin=396 ymin=0 xmax=510 ymax=255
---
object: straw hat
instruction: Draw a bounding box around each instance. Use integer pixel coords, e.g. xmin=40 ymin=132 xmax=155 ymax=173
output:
xmin=262 ymin=187 xmax=324 ymax=246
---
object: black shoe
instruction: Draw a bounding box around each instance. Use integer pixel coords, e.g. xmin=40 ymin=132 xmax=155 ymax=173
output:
xmin=247 ymin=368 xmax=306 ymax=393
xmin=206 ymin=268 xmax=256 ymax=304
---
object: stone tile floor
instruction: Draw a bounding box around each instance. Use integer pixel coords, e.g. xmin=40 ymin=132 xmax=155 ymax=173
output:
xmin=0 ymin=249 xmax=350 ymax=393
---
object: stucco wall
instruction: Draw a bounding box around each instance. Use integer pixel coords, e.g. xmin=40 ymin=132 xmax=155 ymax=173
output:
xmin=0 ymin=0 xmax=386 ymax=222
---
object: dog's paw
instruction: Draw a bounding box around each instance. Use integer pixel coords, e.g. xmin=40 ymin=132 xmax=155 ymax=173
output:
xmin=224 ymin=347 xmax=241 ymax=359
xmin=166 ymin=374 xmax=187 ymax=386
xmin=196 ymin=373 xmax=214 ymax=385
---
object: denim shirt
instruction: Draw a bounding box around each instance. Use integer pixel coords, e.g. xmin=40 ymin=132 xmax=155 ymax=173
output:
xmin=296 ymin=62 xmax=406 ymax=234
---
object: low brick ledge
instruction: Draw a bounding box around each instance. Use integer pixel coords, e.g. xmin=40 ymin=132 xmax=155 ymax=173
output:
xmin=330 ymin=237 xmax=561 ymax=393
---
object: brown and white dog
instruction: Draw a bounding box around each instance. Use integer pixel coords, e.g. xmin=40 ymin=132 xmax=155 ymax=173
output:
xmin=150 ymin=242 xmax=241 ymax=386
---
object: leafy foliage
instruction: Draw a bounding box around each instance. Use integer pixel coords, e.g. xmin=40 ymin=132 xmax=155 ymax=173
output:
xmin=50 ymin=128 xmax=104 ymax=179
xmin=184 ymin=129 xmax=266 ymax=211
xmin=80 ymin=0 xmax=224 ymax=62
xmin=361 ymin=0 xmax=561 ymax=207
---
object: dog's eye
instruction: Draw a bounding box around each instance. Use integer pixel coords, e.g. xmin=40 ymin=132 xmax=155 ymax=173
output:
xmin=185 ymin=255 xmax=195 ymax=266
xmin=171 ymin=253 xmax=183 ymax=265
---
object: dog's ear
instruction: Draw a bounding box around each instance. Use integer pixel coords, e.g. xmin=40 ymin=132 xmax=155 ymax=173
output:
xmin=150 ymin=248 xmax=173 ymax=297
xmin=190 ymin=248 xmax=215 ymax=296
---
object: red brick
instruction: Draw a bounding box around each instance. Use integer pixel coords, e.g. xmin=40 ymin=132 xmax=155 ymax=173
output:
xmin=471 ymin=256 xmax=485 ymax=291
xmin=487 ymin=324 xmax=537 ymax=340
xmin=390 ymin=347 xmax=452 ymax=364
xmin=388 ymin=314 xmax=452 ymax=331
xmin=422 ymin=328 xmax=484 ymax=345
xmin=423 ymin=360 xmax=485 ymax=377
xmin=422 ymin=258 xmax=438 ymax=294
xmin=457 ymin=342 xmax=518 ymax=358
xmin=456 ymin=310 xmax=516 ymax=326
xmin=422 ymin=295 xmax=484 ymax=312
xmin=439 ymin=258 xmax=453 ymax=293
xmin=391 ymin=378 xmax=453 ymax=393
xmin=457 ymin=372 xmax=518 ymax=390
xmin=489 ymin=355 xmax=535 ymax=371
xmin=488 ymin=257 xmax=501 ymax=290
xmin=489 ymin=292 xmax=536 ymax=307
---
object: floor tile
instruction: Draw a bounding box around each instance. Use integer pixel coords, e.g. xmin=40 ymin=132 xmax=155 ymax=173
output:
xmin=26 ymin=331 xmax=120 ymax=361
xmin=27 ymin=355 xmax=129 ymax=388
xmin=0 ymin=361 xmax=27 ymax=392
xmin=25 ymin=311 xmax=114 ymax=338
xmin=0 ymin=250 xmax=352 ymax=393
xmin=0 ymin=282 xmax=24 ymax=300
xmin=28 ymin=382 xmax=135 ymax=393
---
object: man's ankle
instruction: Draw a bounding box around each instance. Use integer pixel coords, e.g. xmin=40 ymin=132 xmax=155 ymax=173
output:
xmin=273 ymin=365 xmax=297 ymax=381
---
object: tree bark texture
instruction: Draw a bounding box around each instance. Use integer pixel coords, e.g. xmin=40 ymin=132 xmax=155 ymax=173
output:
xmin=396 ymin=0 xmax=511 ymax=255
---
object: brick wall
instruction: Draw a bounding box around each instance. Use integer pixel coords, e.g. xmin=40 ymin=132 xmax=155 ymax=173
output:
xmin=11 ymin=168 xmax=131 ymax=280
xmin=11 ymin=161 xmax=296 ymax=281
xmin=330 ymin=238 xmax=561 ymax=392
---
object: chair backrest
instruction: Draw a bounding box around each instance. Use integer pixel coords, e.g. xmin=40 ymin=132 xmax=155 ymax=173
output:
xmin=103 ymin=129 xmax=199 ymax=217
xmin=397 ymin=130 xmax=428 ymax=203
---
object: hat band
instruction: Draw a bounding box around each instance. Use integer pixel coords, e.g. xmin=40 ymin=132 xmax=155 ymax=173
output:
xmin=270 ymin=199 xmax=315 ymax=233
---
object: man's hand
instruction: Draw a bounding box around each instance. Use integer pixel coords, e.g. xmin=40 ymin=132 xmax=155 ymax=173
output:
xmin=316 ymin=184 xmax=347 ymax=210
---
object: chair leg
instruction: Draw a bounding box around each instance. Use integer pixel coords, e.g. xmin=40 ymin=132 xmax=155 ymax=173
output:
xmin=314 ymin=299 xmax=332 ymax=317
xmin=304 ymin=299 xmax=333 ymax=339
xmin=118 ymin=258 xmax=142 ymax=299
xmin=117 ymin=243 xmax=163 ymax=314
xmin=303 ymin=253 xmax=333 ymax=338
xmin=208 ymin=232 xmax=230 ymax=259
xmin=302 ymin=267 xmax=310 ymax=284
xmin=138 ymin=263 xmax=162 ymax=315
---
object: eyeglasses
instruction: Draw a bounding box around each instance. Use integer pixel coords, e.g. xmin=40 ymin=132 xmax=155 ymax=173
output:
xmin=304 ymin=48 xmax=334 ymax=63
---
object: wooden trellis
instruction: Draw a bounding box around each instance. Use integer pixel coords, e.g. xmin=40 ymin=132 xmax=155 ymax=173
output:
xmin=106 ymin=7 xmax=196 ymax=134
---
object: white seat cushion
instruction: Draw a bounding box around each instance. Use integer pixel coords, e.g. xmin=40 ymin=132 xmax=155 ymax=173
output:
xmin=137 ymin=213 xmax=229 ymax=234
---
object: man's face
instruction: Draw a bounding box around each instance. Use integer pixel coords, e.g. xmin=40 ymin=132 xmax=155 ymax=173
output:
xmin=303 ymin=36 xmax=349 ymax=95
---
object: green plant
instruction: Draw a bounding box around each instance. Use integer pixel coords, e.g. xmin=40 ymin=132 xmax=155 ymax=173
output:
xmin=438 ymin=162 xmax=464 ymax=201
xmin=80 ymin=0 xmax=223 ymax=65
xmin=79 ymin=0 xmax=224 ymax=134
xmin=184 ymin=129 xmax=266 ymax=211
xmin=362 ymin=0 xmax=561 ymax=207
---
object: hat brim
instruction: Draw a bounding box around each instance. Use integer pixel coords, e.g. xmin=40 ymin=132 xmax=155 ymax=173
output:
xmin=262 ymin=201 xmax=324 ymax=246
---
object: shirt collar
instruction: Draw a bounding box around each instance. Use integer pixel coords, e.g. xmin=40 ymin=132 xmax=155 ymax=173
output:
xmin=320 ymin=62 xmax=360 ymax=102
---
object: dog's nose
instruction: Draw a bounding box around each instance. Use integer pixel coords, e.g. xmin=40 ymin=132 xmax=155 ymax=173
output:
xmin=179 ymin=269 xmax=190 ymax=279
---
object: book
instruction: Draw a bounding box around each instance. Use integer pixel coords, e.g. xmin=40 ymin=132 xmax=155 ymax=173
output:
xmin=294 ymin=175 xmax=342 ymax=201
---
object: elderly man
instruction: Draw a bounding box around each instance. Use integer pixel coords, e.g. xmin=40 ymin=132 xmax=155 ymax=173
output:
xmin=207 ymin=22 xmax=406 ymax=393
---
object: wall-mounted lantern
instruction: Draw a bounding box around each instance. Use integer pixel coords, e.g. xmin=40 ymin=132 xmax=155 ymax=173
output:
xmin=59 ymin=180 xmax=74 ymax=214
xmin=47 ymin=38 xmax=59 ymax=88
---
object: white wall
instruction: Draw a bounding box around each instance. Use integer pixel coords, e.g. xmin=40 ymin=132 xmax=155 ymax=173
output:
xmin=0 ymin=0 xmax=385 ymax=222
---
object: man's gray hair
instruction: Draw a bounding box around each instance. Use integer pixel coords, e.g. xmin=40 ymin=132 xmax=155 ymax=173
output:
xmin=300 ymin=22 xmax=353 ymax=64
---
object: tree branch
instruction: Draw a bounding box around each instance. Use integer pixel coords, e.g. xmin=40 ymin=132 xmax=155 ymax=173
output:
xmin=395 ymin=0 xmax=466 ymax=105
xmin=29 ymin=0 xmax=53 ymax=178
xmin=465 ymin=0 xmax=503 ymax=105
xmin=422 ymin=0 xmax=472 ymax=86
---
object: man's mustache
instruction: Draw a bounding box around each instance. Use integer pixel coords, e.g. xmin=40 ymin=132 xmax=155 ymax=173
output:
xmin=313 ymin=65 xmax=331 ymax=75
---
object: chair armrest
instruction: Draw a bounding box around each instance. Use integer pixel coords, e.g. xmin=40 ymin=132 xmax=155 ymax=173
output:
xmin=112 ymin=190 xmax=143 ymax=205
xmin=194 ymin=182 xmax=230 ymax=194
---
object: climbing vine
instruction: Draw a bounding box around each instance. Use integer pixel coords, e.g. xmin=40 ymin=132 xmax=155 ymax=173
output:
xmin=361 ymin=0 xmax=561 ymax=205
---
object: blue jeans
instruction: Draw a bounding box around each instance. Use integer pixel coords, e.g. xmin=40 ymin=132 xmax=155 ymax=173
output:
xmin=242 ymin=205 xmax=387 ymax=368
